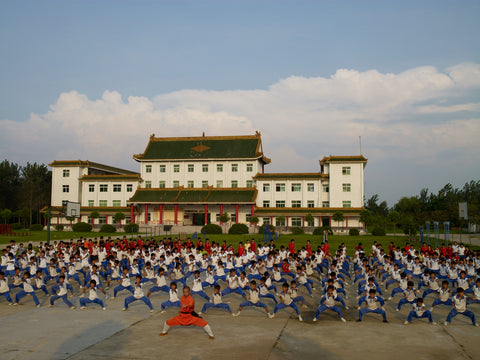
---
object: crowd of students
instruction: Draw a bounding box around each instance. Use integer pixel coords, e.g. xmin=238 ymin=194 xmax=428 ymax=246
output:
xmin=0 ymin=236 xmax=479 ymax=327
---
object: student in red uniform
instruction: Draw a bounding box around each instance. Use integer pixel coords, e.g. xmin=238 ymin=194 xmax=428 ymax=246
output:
xmin=288 ymin=239 xmax=296 ymax=254
xmin=159 ymin=286 xmax=214 ymax=339
xmin=238 ymin=242 xmax=245 ymax=256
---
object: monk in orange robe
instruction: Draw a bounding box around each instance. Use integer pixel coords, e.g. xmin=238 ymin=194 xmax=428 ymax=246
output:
xmin=159 ymin=286 xmax=214 ymax=339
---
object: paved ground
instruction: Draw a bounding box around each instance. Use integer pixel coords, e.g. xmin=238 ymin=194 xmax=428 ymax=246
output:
xmin=1 ymin=270 xmax=479 ymax=360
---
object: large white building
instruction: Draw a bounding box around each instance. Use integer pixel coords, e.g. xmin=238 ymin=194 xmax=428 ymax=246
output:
xmin=47 ymin=132 xmax=367 ymax=230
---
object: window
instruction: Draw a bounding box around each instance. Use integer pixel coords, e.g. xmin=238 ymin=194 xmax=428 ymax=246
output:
xmin=63 ymin=169 xmax=70 ymax=177
xmin=159 ymin=181 xmax=165 ymax=188
xmin=263 ymin=200 xmax=270 ymax=208
xmin=98 ymin=216 xmax=106 ymax=224
xmin=306 ymin=216 xmax=314 ymax=226
xmin=231 ymin=180 xmax=238 ymax=188
xmin=276 ymin=200 xmax=285 ymax=208
xmin=342 ymin=183 xmax=351 ymax=192
xmin=216 ymin=180 xmax=223 ymax=188
xmin=146 ymin=165 xmax=152 ymax=173
xmin=291 ymin=217 xmax=302 ymax=227
xmin=113 ymin=184 xmax=121 ymax=192
xmin=88 ymin=200 xmax=94 ymax=207
xmin=173 ymin=164 xmax=180 ymax=173
xmin=231 ymin=213 xmax=236 ymax=223
xmin=231 ymin=164 xmax=238 ymax=172
xmin=62 ymin=185 xmax=69 ymax=193
xmin=187 ymin=181 xmax=194 ymax=188
xmin=126 ymin=184 xmax=133 ymax=192
xmin=322 ymin=184 xmax=329 ymax=193
xmin=307 ymin=183 xmax=314 ymax=192
xmin=291 ymin=183 xmax=301 ymax=192
xmin=159 ymin=165 xmax=166 ymax=173
xmin=307 ymin=200 xmax=315 ymax=208
xmin=291 ymin=200 xmax=302 ymax=208
xmin=215 ymin=214 xmax=221 ymax=222
xmin=246 ymin=163 xmax=253 ymax=172
xmin=263 ymin=217 xmax=270 ymax=225
xmin=112 ymin=200 xmax=121 ymax=207
xmin=188 ymin=164 xmax=194 ymax=173
xmin=342 ymin=166 xmax=351 ymax=175
xmin=322 ymin=201 xmax=330 ymax=207
xmin=202 ymin=180 xmax=208 ymax=188
xmin=145 ymin=181 xmax=152 ymax=189
xmin=343 ymin=201 xmax=352 ymax=208
xmin=173 ymin=181 xmax=179 ymax=188
xmin=276 ymin=183 xmax=285 ymax=192
xmin=217 ymin=164 xmax=223 ymax=172
xmin=246 ymin=213 xmax=252 ymax=222
xmin=246 ymin=180 xmax=253 ymax=188
xmin=89 ymin=184 xmax=95 ymax=192
xmin=276 ymin=217 xmax=285 ymax=226
xmin=263 ymin=184 xmax=270 ymax=192
xmin=202 ymin=164 xmax=208 ymax=172
xmin=99 ymin=200 xmax=107 ymax=207
xmin=100 ymin=184 xmax=108 ymax=192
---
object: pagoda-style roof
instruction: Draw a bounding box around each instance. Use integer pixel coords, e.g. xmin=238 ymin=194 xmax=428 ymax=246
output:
xmin=253 ymin=172 xmax=328 ymax=180
xmin=128 ymin=187 xmax=257 ymax=204
xmin=133 ymin=132 xmax=271 ymax=164
xmin=79 ymin=174 xmax=142 ymax=181
xmin=320 ymin=155 xmax=368 ymax=163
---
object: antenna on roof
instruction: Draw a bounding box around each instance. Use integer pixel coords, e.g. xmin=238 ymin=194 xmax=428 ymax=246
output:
xmin=359 ymin=136 xmax=362 ymax=155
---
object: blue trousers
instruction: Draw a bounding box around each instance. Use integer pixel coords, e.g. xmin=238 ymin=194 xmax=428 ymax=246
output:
xmin=201 ymin=281 xmax=216 ymax=288
xmin=397 ymin=298 xmax=416 ymax=310
xmin=1 ymin=291 xmax=12 ymax=303
xmin=274 ymin=302 xmax=300 ymax=315
xmin=80 ymin=297 xmax=105 ymax=308
xmin=390 ymin=287 xmax=405 ymax=298
xmin=259 ymin=293 xmax=278 ymax=304
xmin=114 ymin=285 xmax=133 ymax=297
xmin=293 ymin=295 xmax=305 ymax=304
xmin=385 ymin=278 xmax=397 ymax=289
xmin=315 ymin=305 xmax=342 ymax=319
xmin=201 ymin=302 xmax=232 ymax=313
xmin=69 ymin=273 xmax=82 ymax=286
xmin=408 ymin=310 xmax=433 ymax=323
xmin=50 ymin=294 xmax=74 ymax=307
xmin=422 ymin=289 xmax=438 ymax=298
xmin=239 ymin=300 xmax=267 ymax=309
xmin=214 ymin=275 xmax=226 ymax=283
xmin=446 ymin=309 xmax=476 ymax=325
xmin=432 ymin=298 xmax=452 ymax=307
xmin=299 ymin=282 xmax=313 ymax=295
xmin=15 ymin=290 xmax=40 ymax=306
xmin=161 ymin=299 xmax=181 ymax=310
xmin=149 ymin=285 xmax=169 ymax=294
xmin=125 ymin=296 xmax=153 ymax=310
xmin=191 ymin=290 xmax=210 ymax=301
xmin=221 ymin=287 xmax=245 ymax=297
xmin=359 ymin=308 xmax=387 ymax=320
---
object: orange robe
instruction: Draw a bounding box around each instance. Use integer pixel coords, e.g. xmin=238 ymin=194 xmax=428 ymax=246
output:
xmin=166 ymin=295 xmax=208 ymax=327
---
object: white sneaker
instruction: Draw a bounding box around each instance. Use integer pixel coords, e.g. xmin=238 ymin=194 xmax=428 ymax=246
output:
xmin=298 ymin=315 xmax=303 ymax=322
xmin=160 ymin=310 xmax=166 ymax=314
xmin=302 ymin=304 xmax=308 ymax=309
xmin=105 ymin=295 xmax=109 ymax=300
xmin=233 ymin=312 xmax=240 ymax=317
xmin=268 ymin=313 xmax=274 ymax=319
xmin=36 ymin=304 xmax=41 ymax=308
xmin=444 ymin=321 xmax=448 ymax=326
xmin=49 ymin=304 xmax=54 ymax=307
xmin=102 ymin=307 xmax=106 ymax=311
xmin=122 ymin=308 xmax=127 ymax=311
xmin=341 ymin=317 xmax=346 ymax=323
xmin=12 ymin=303 xmax=18 ymax=306
xmin=404 ymin=320 xmax=409 ymax=325
xmin=475 ymin=323 xmax=479 ymax=327
xmin=345 ymin=306 xmax=349 ymax=310
xmin=150 ymin=309 xmax=154 ymax=313
xmin=357 ymin=306 xmax=361 ymax=310
xmin=396 ymin=308 xmax=399 ymax=312
xmin=71 ymin=306 xmax=76 ymax=310
xmin=313 ymin=317 xmax=318 ymax=322
xmin=80 ymin=306 xmax=87 ymax=310
xmin=198 ymin=312 xmax=203 ymax=315
xmin=388 ymin=297 xmax=393 ymax=301
xmin=431 ymin=321 xmax=436 ymax=325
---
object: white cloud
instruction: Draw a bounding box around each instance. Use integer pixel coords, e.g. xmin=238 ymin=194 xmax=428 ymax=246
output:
xmin=1 ymin=62 xmax=479 ymax=203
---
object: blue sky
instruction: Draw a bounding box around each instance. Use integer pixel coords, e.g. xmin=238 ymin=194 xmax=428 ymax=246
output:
xmin=1 ymin=0 xmax=479 ymax=206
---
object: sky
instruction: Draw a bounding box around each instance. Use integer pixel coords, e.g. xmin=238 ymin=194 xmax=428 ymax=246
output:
xmin=1 ymin=0 xmax=479 ymax=207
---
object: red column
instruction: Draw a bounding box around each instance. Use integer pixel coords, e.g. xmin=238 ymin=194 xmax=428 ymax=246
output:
xmin=329 ymin=216 xmax=332 ymax=227
xmin=262 ymin=164 xmax=264 ymax=174
xmin=204 ymin=204 xmax=208 ymax=225
xmin=57 ymin=216 xmax=59 ymax=225
xmin=346 ymin=216 xmax=349 ymax=230
xmin=130 ymin=204 xmax=134 ymax=223
xmin=105 ymin=214 xmax=108 ymax=224
xmin=251 ymin=204 xmax=255 ymax=217
xmin=174 ymin=204 xmax=178 ymax=225
xmin=70 ymin=219 xmax=72 ymax=227
xmin=302 ymin=216 xmax=305 ymax=230
xmin=286 ymin=216 xmax=289 ymax=231
xmin=235 ymin=204 xmax=239 ymax=224
xmin=318 ymin=216 xmax=322 ymax=228
xmin=219 ymin=204 xmax=224 ymax=224
xmin=145 ymin=204 xmax=148 ymax=224
xmin=91 ymin=216 xmax=94 ymax=228
xmin=159 ymin=204 xmax=163 ymax=224
xmin=44 ymin=218 xmax=46 ymax=226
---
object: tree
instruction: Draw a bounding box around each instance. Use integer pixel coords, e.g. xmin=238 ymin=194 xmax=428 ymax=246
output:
xmin=359 ymin=209 xmax=373 ymax=229
xmin=90 ymin=211 xmax=100 ymax=228
xmin=0 ymin=160 xmax=21 ymax=210
xmin=219 ymin=212 xmax=230 ymax=232
xmin=276 ymin=215 xmax=286 ymax=229
xmin=20 ymin=162 xmax=51 ymax=226
xmin=15 ymin=207 xmax=29 ymax=229
xmin=65 ymin=216 xmax=75 ymax=227
xmin=114 ymin=212 xmax=126 ymax=228
xmin=250 ymin=216 xmax=259 ymax=228
xmin=0 ymin=208 xmax=12 ymax=224
xmin=305 ymin=213 xmax=314 ymax=227
xmin=332 ymin=211 xmax=345 ymax=230
xmin=388 ymin=210 xmax=400 ymax=235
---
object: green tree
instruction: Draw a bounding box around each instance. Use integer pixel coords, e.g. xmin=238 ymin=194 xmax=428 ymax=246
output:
xmin=332 ymin=211 xmax=345 ymax=230
xmin=0 ymin=208 xmax=12 ymax=224
xmin=250 ymin=215 xmax=259 ymax=228
xmin=0 ymin=160 xmax=21 ymax=210
xmin=20 ymin=162 xmax=51 ymax=226
xmin=359 ymin=209 xmax=373 ymax=229
xmin=90 ymin=210 xmax=100 ymax=228
xmin=305 ymin=213 xmax=314 ymax=227
xmin=388 ymin=210 xmax=400 ymax=235
xmin=114 ymin=212 xmax=126 ymax=228
xmin=276 ymin=215 xmax=286 ymax=229
xmin=15 ymin=207 xmax=29 ymax=229
xmin=219 ymin=212 xmax=230 ymax=232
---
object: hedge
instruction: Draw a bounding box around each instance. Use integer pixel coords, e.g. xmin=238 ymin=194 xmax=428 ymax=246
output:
xmin=228 ymin=223 xmax=249 ymax=234
xmin=201 ymin=223 xmax=223 ymax=234
xmin=99 ymin=224 xmax=116 ymax=233
xmin=290 ymin=227 xmax=304 ymax=234
xmin=313 ymin=226 xmax=333 ymax=236
xmin=72 ymin=222 xmax=92 ymax=232
xmin=258 ymin=224 xmax=275 ymax=234
xmin=124 ymin=223 xmax=139 ymax=233
xmin=11 ymin=223 xmax=22 ymax=230
xmin=30 ymin=224 xmax=43 ymax=231
xmin=55 ymin=224 xmax=64 ymax=231
xmin=349 ymin=228 xmax=360 ymax=236
xmin=372 ymin=227 xmax=386 ymax=236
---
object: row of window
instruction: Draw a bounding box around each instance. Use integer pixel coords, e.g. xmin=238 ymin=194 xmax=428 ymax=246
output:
xmin=262 ymin=183 xmax=351 ymax=193
xmin=145 ymin=180 xmax=254 ymax=189
xmin=262 ymin=217 xmax=309 ymax=227
xmin=145 ymin=163 xmax=254 ymax=174
xmin=262 ymin=200 xmax=351 ymax=208
xmin=87 ymin=200 xmax=123 ymax=207
xmin=63 ymin=184 xmax=135 ymax=194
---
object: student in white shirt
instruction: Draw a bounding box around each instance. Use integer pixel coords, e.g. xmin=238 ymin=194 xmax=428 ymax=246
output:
xmin=357 ymin=289 xmax=387 ymax=322
xmin=113 ymin=268 xmax=134 ymax=298
xmin=80 ymin=280 xmax=106 ymax=310
xmin=190 ymin=270 xmax=210 ymax=301
xmin=272 ymin=283 xmax=303 ymax=321
xmin=199 ymin=284 xmax=233 ymax=315
xmin=160 ymin=282 xmax=181 ymax=312
xmin=123 ymin=275 xmax=154 ymax=312
xmin=0 ymin=271 xmax=13 ymax=304
xmin=234 ymin=280 xmax=273 ymax=318
xmin=313 ymin=285 xmax=346 ymax=323
xmin=148 ymin=267 xmax=170 ymax=297
xmin=13 ymin=272 xmax=41 ymax=307
xmin=445 ymin=288 xmax=478 ymax=326
xmin=49 ymin=275 xmax=75 ymax=309
xmin=404 ymin=298 xmax=434 ymax=325
xmin=221 ymin=269 xmax=246 ymax=298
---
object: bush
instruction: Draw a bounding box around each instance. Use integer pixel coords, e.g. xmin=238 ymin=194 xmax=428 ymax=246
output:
xmin=30 ymin=224 xmax=43 ymax=231
xmin=72 ymin=222 xmax=92 ymax=232
xmin=228 ymin=223 xmax=249 ymax=234
xmin=349 ymin=228 xmax=360 ymax=236
xmin=372 ymin=227 xmax=386 ymax=236
xmin=201 ymin=223 xmax=222 ymax=234
xmin=99 ymin=224 xmax=116 ymax=233
xmin=55 ymin=224 xmax=64 ymax=231
xmin=290 ymin=227 xmax=304 ymax=234
xmin=11 ymin=223 xmax=22 ymax=230
xmin=124 ymin=223 xmax=139 ymax=233
xmin=313 ymin=226 xmax=333 ymax=236
xmin=258 ymin=224 xmax=275 ymax=234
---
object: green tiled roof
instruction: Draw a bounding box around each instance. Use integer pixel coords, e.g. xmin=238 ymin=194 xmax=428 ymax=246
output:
xmin=79 ymin=175 xmax=141 ymax=181
xmin=128 ymin=188 xmax=257 ymax=204
xmin=133 ymin=134 xmax=270 ymax=163
xmin=254 ymin=207 xmax=364 ymax=214
xmin=320 ymin=155 xmax=367 ymax=163
xmin=253 ymin=172 xmax=327 ymax=180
